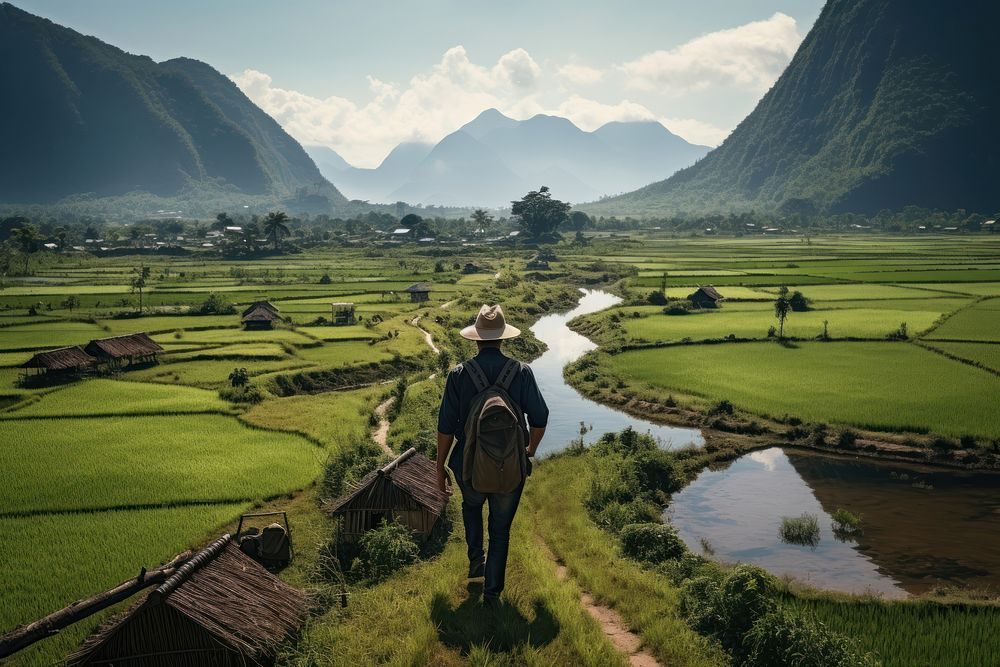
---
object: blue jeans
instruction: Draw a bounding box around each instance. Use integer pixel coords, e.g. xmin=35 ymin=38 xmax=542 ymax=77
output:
xmin=454 ymin=473 xmax=524 ymax=598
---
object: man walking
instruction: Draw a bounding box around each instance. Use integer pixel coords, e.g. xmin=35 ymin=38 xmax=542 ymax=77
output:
xmin=436 ymin=304 xmax=548 ymax=604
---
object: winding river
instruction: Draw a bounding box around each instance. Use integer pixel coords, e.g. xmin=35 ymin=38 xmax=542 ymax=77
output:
xmin=529 ymin=289 xmax=704 ymax=456
xmin=534 ymin=289 xmax=1000 ymax=597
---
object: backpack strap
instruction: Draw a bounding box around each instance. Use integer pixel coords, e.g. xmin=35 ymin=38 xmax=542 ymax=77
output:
xmin=463 ymin=358 xmax=490 ymax=393
xmin=495 ymin=358 xmax=522 ymax=391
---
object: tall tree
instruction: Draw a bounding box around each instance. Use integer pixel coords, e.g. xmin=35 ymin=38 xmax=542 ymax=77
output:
xmin=263 ymin=211 xmax=290 ymax=251
xmin=131 ymin=264 xmax=150 ymax=314
xmin=471 ymin=209 xmax=493 ymax=230
xmin=213 ymin=212 xmax=234 ymax=233
xmin=10 ymin=225 xmax=41 ymax=274
xmin=511 ymin=186 xmax=571 ymax=241
xmin=774 ymin=293 xmax=791 ymax=338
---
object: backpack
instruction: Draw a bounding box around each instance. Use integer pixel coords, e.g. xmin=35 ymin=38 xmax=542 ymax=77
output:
xmin=461 ymin=357 xmax=529 ymax=494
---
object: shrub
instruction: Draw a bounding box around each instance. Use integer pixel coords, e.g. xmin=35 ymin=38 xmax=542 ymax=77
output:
xmin=633 ymin=448 xmax=686 ymax=494
xmin=810 ymin=423 xmax=828 ymax=446
xmin=663 ymin=302 xmax=691 ymax=316
xmin=719 ymin=564 xmax=778 ymax=645
xmin=229 ymin=367 xmax=250 ymax=387
xmin=354 ymin=520 xmax=419 ymax=582
xmin=319 ymin=273 xmax=332 ymax=284
xmin=831 ymin=508 xmax=863 ymax=539
xmin=959 ymin=434 xmax=977 ymax=449
xmin=620 ymin=522 xmax=685 ymax=563
xmin=219 ymin=384 xmax=264 ymax=404
xmin=191 ymin=292 xmax=236 ymax=315
xmin=647 ymin=290 xmax=668 ymax=306
xmin=594 ymin=499 xmax=658 ymax=534
xmin=836 ymin=429 xmax=858 ymax=448
xmin=780 ymin=514 xmax=821 ymax=547
xmin=767 ymin=325 xmax=777 ymax=338
xmin=745 ymin=608 xmax=879 ymax=667
xmin=322 ymin=440 xmax=386 ymax=499
xmin=680 ymin=575 xmax=725 ymax=634
xmin=886 ymin=322 xmax=909 ymax=340
xmin=710 ymin=399 xmax=735 ymax=416
xmin=789 ymin=291 xmax=811 ymax=312
xmin=585 ymin=454 xmax=643 ymax=512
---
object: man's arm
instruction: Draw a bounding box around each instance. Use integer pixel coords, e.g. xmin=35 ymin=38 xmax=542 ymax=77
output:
xmin=527 ymin=426 xmax=545 ymax=457
xmin=435 ymin=431 xmax=454 ymax=494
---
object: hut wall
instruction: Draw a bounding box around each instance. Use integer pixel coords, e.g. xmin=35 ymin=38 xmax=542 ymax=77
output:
xmin=337 ymin=487 xmax=439 ymax=542
xmin=74 ymin=604 xmax=250 ymax=667
xmin=409 ymin=292 xmax=429 ymax=302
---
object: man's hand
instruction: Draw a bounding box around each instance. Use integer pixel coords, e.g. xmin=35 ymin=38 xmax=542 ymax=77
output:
xmin=436 ymin=464 xmax=452 ymax=495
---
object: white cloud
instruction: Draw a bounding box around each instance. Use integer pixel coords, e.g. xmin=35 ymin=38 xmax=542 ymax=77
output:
xmin=233 ymin=46 xmax=546 ymax=167
xmin=556 ymin=64 xmax=604 ymax=86
xmin=555 ymin=96 xmax=656 ymax=130
xmin=620 ymin=12 xmax=802 ymax=93
xmin=661 ymin=117 xmax=730 ymax=147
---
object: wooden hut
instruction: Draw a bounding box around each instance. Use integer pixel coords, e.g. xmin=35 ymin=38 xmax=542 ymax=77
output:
xmin=405 ymin=283 xmax=432 ymax=302
xmin=85 ymin=333 xmax=163 ymax=370
xmin=241 ymin=305 xmax=281 ymax=330
xmin=20 ymin=346 xmax=96 ymax=378
xmin=687 ymin=285 xmax=725 ymax=309
xmin=331 ymin=302 xmax=356 ymax=326
xmin=327 ymin=448 xmax=448 ymax=543
xmin=66 ymin=535 xmax=306 ymax=667
xmin=242 ymin=301 xmax=279 ymax=319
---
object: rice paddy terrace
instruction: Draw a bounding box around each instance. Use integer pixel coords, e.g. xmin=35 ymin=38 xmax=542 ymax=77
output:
xmin=1 ymin=235 xmax=998 ymax=666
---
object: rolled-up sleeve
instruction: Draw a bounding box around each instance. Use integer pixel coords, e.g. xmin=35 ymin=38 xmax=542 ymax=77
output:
xmin=437 ymin=369 xmax=461 ymax=435
xmin=520 ymin=366 xmax=549 ymax=428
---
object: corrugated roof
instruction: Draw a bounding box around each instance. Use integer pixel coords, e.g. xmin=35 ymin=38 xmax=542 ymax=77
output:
xmin=85 ymin=333 xmax=163 ymax=360
xmin=21 ymin=346 xmax=96 ymax=370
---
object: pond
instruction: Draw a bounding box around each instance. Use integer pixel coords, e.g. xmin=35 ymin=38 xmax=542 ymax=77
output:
xmin=667 ymin=447 xmax=1000 ymax=597
xmin=529 ymin=289 xmax=704 ymax=455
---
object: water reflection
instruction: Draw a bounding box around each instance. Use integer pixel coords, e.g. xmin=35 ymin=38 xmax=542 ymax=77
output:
xmin=529 ymin=289 xmax=704 ymax=455
xmin=668 ymin=447 xmax=1000 ymax=597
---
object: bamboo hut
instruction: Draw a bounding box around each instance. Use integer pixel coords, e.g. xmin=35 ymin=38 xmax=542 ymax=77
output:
xmin=20 ymin=346 xmax=96 ymax=379
xmin=241 ymin=301 xmax=279 ymax=318
xmin=331 ymin=302 xmax=356 ymax=326
xmin=327 ymin=448 xmax=449 ymax=543
xmin=404 ymin=283 xmax=432 ymax=302
xmin=66 ymin=535 xmax=306 ymax=667
xmin=241 ymin=305 xmax=281 ymax=329
xmin=84 ymin=333 xmax=163 ymax=370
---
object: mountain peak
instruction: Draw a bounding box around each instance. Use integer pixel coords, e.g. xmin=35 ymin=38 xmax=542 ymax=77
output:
xmin=461 ymin=108 xmax=518 ymax=140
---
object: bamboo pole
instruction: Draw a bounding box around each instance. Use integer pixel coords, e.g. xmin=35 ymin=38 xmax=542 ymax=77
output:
xmin=0 ymin=551 xmax=192 ymax=659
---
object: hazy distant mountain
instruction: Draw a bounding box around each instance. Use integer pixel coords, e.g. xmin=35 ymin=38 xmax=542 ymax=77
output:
xmin=0 ymin=3 xmax=345 ymax=210
xmin=307 ymin=109 xmax=709 ymax=207
xmin=586 ymin=0 xmax=1000 ymax=216
xmin=306 ymin=142 xmax=433 ymax=202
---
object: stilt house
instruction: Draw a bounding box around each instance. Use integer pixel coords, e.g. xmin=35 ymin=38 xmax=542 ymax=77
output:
xmin=84 ymin=333 xmax=163 ymax=370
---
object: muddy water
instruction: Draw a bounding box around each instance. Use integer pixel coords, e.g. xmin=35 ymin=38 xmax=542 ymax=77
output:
xmin=529 ymin=289 xmax=704 ymax=456
xmin=667 ymin=447 xmax=1000 ymax=597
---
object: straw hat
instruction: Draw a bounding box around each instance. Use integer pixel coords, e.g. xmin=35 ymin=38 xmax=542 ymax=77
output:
xmin=460 ymin=304 xmax=521 ymax=341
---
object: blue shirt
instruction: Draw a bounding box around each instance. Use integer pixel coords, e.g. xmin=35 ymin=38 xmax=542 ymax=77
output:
xmin=437 ymin=347 xmax=549 ymax=474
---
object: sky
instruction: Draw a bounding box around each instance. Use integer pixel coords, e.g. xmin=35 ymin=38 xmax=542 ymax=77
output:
xmin=16 ymin=0 xmax=826 ymax=167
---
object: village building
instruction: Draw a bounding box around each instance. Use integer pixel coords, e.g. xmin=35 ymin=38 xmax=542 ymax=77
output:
xmin=20 ymin=346 xmax=96 ymax=379
xmin=688 ymin=285 xmax=725 ymax=309
xmin=405 ymin=282 xmax=432 ymax=302
xmin=331 ymin=302 xmax=357 ymax=326
xmin=84 ymin=333 xmax=163 ymax=370
xmin=327 ymin=448 xmax=449 ymax=543
xmin=241 ymin=301 xmax=281 ymax=330
xmin=462 ymin=262 xmax=482 ymax=274
xmin=67 ymin=535 xmax=306 ymax=667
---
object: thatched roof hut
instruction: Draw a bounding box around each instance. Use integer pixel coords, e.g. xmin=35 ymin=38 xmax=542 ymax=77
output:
xmin=21 ymin=346 xmax=96 ymax=375
xmin=67 ymin=535 xmax=306 ymax=667
xmin=241 ymin=301 xmax=279 ymax=318
xmin=688 ymin=285 xmax=725 ymax=309
xmin=241 ymin=305 xmax=281 ymax=329
xmin=404 ymin=283 xmax=432 ymax=302
xmin=327 ymin=448 xmax=448 ymax=542
xmin=84 ymin=333 xmax=163 ymax=368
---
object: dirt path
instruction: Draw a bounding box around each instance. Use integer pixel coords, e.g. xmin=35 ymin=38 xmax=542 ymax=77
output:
xmin=371 ymin=396 xmax=395 ymax=455
xmin=539 ymin=540 xmax=662 ymax=667
xmin=439 ymin=299 xmax=456 ymax=310
xmin=410 ymin=316 xmax=440 ymax=354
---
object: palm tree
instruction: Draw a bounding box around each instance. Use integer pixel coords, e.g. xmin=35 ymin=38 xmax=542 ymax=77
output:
xmin=774 ymin=294 xmax=791 ymax=338
xmin=263 ymin=211 xmax=290 ymax=251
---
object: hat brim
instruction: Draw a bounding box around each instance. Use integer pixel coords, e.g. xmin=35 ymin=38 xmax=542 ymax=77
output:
xmin=460 ymin=323 xmax=521 ymax=341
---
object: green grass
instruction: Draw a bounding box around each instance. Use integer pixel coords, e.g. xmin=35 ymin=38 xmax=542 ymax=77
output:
xmin=295 ymin=325 xmax=377 ymax=341
xmin=923 ymin=342 xmax=1000 ymax=372
xmin=387 ymin=376 xmax=445 ymax=454
xmin=0 ymin=414 xmax=321 ymax=513
xmin=129 ymin=357 xmax=311 ymax=388
xmin=241 ymin=386 xmax=383 ymax=450
xmin=0 ymin=321 xmax=106 ymax=351
xmin=97 ymin=314 xmax=239 ymax=335
xmin=604 ymin=342 xmax=1000 ymax=437
xmin=924 ymin=301 xmax=1000 ymax=341
xmin=152 ymin=327 xmax=315 ymax=345
xmin=0 ymin=503 xmax=248 ymax=666
xmin=2 ymin=379 xmax=231 ymax=417
xmin=168 ymin=342 xmax=290 ymax=360
xmin=788 ymin=596 xmax=1000 ymax=667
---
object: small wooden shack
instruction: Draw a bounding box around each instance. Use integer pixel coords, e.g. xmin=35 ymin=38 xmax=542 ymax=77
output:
xmin=462 ymin=262 xmax=482 ymax=274
xmin=241 ymin=305 xmax=281 ymax=330
xmin=688 ymin=285 xmax=725 ymax=309
xmin=85 ymin=333 xmax=163 ymax=370
xmin=242 ymin=301 xmax=279 ymax=319
xmin=20 ymin=346 xmax=96 ymax=378
xmin=405 ymin=283 xmax=432 ymax=303
xmin=327 ymin=448 xmax=449 ymax=543
xmin=331 ymin=302 xmax=356 ymax=326
xmin=66 ymin=535 xmax=306 ymax=667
